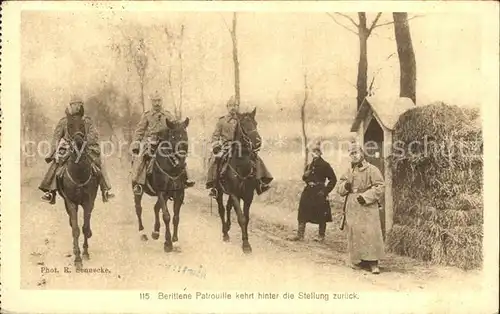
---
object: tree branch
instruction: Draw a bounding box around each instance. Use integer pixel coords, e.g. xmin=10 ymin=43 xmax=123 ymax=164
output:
xmin=335 ymin=12 xmax=359 ymax=28
xmin=326 ymin=13 xmax=358 ymax=36
xmin=219 ymin=13 xmax=232 ymax=35
xmin=371 ymin=14 xmax=424 ymax=30
xmin=367 ymin=12 xmax=382 ymax=36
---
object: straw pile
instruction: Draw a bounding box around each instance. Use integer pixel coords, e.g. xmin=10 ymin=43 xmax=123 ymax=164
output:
xmin=387 ymin=102 xmax=483 ymax=270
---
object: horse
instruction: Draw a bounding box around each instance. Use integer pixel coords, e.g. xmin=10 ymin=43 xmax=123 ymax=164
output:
xmin=215 ymin=108 xmax=262 ymax=253
xmin=56 ymin=114 xmax=100 ymax=269
xmin=133 ymin=117 xmax=190 ymax=253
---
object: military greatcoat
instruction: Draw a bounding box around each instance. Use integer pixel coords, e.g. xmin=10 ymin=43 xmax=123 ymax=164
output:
xmin=133 ymin=109 xmax=175 ymax=146
xmin=297 ymin=156 xmax=337 ymax=224
xmin=337 ymin=159 xmax=385 ymax=264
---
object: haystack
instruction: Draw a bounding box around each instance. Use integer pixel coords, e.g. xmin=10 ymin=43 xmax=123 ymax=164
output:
xmin=387 ymin=102 xmax=483 ymax=270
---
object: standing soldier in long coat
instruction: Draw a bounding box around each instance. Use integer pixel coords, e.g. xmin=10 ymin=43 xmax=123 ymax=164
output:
xmin=336 ymin=141 xmax=385 ymax=274
xmin=131 ymin=91 xmax=195 ymax=195
xmin=205 ymin=96 xmax=273 ymax=198
xmin=39 ymin=95 xmax=115 ymax=204
xmin=288 ymin=142 xmax=337 ymax=242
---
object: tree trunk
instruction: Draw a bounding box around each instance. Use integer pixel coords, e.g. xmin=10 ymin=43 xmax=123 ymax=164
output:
xmin=301 ymin=74 xmax=309 ymax=168
xmin=393 ymin=12 xmax=416 ymax=103
xmin=356 ymin=13 xmax=368 ymax=111
xmin=140 ymin=79 xmax=145 ymax=112
xmin=231 ymin=12 xmax=241 ymax=105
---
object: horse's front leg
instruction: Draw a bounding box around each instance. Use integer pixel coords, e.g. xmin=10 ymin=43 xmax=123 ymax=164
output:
xmin=151 ymin=199 xmax=161 ymax=240
xmin=66 ymin=200 xmax=82 ymax=268
xmin=159 ymin=193 xmax=173 ymax=252
xmin=230 ymin=195 xmax=251 ymax=254
xmin=134 ymin=192 xmax=148 ymax=241
xmin=217 ymin=192 xmax=229 ymax=242
xmin=226 ymin=196 xmax=233 ymax=238
xmin=172 ymin=191 xmax=184 ymax=242
xmin=242 ymin=191 xmax=254 ymax=252
xmin=82 ymin=202 xmax=93 ymax=260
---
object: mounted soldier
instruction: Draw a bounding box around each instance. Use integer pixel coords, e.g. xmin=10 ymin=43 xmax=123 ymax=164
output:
xmin=39 ymin=95 xmax=115 ymax=204
xmin=131 ymin=90 xmax=195 ymax=195
xmin=205 ymin=96 xmax=273 ymax=198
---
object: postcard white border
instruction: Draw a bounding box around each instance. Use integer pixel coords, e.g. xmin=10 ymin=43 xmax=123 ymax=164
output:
xmin=1 ymin=1 xmax=498 ymax=313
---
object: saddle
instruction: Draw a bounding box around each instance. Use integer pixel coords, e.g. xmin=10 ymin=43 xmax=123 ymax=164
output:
xmin=217 ymin=149 xmax=256 ymax=179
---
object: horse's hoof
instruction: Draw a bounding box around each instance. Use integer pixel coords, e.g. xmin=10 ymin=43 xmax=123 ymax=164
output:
xmin=75 ymin=260 xmax=83 ymax=269
xmin=151 ymin=231 xmax=160 ymax=240
xmin=85 ymin=230 xmax=93 ymax=239
xmin=223 ymin=234 xmax=230 ymax=242
xmin=140 ymin=234 xmax=148 ymax=241
xmin=172 ymin=235 xmax=178 ymax=242
xmin=242 ymin=243 xmax=252 ymax=254
xmin=82 ymin=253 xmax=90 ymax=261
xmin=164 ymin=243 xmax=173 ymax=253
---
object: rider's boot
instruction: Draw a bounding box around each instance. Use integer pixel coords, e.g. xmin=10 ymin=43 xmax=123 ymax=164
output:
xmin=102 ymin=189 xmax=115 ymax=202
xmin=208 ymin=188 xmax=218 ymax=199
xmin=256 ymin=181 xmax=271 ymax=195
xmin=41 ymin=191 xmax=56 ymax=205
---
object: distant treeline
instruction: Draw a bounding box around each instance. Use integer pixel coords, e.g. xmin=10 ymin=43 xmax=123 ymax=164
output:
xmin=22 ymin=82 xmax=356 ymax=142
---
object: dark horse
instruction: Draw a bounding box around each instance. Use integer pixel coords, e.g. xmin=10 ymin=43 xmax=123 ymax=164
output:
xmin=134 ymin=118 xmax=190 ymax=252
xmin=56 ymin=114 xmax=99 ymax=269
xmin=215 ymin=108 xmax=262 ymax=254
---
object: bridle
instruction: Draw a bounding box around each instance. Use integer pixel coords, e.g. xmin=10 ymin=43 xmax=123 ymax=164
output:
xmin=236 ymin=116 xmax=260 ymax=155
xmin=154 ymin=127 xmax=188 ymax=176
xmin=65 ymin=130 xmax=93 ymax=187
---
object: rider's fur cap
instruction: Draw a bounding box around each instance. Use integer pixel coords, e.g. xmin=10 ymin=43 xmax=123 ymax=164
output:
xmin=69 ymin=94 xmax=84 ymax=104
xmin=150 ymin=90 xmax=162 ymax=101
xmin=67 ymin=94 xmax=85 ymax=116
xmin=226 ymin=96 xmax=238 ymax=107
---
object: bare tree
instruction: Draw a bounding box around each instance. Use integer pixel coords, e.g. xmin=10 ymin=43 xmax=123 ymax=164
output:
xmin=326 ymin=12 xmax=383 ymax=110
xmin=111 ymin=29 xmax=152 ymax=113
xmin=327 ymin=12 xmax=421 ymax=109
xmin=164 ymin=24 xmax=186 ymax=120
xmin=301 ymin=73 xmax=310 ymax=168
xmin=393 ymin=13 xmax=417 ymax=103
xmin=221 ymin=12 xmax=241 ymax=104
xmin=21 ymin=84 xmax=50 ymax=166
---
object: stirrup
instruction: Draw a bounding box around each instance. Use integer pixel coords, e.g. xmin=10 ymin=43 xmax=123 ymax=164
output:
xmin=133 ymin=184 xmax=143 ymax=195
xmin=41 ymin=192 xmax=56 ymax=204
xmin=209 ymin=188 xmax=218 ymax=198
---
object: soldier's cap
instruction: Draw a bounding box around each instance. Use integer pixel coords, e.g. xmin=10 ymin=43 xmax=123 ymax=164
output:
xmin=150 ymin=90 xmax=162 ymax=101
xmin=312 ymin=141 xmax=322 ymax=155
xmin=69 ymin=94 xmax=84 ymax=104
xmin=348 ymin=140 xmax=364 ymax=154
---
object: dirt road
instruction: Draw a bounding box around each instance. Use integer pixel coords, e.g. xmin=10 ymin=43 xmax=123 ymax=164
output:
xmin=20 ymin=171 xmax=484 ymax=305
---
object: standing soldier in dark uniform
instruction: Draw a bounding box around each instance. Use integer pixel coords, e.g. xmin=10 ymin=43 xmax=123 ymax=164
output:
xmin=39 ymin=95 xmax=115 ymax=204
xmin=131 ymin=91 xmax=195 ymax=195
xmin=205 ymin=96 xmax=273 ymax=198
xmin=288 ymin=142 xmax=337 ymax=242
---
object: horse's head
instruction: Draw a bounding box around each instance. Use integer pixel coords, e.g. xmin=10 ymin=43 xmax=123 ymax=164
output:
xmin=237 ymin=108 xmax=262 ymax=152
xmin=66 ymin=114 xmax=86 ymax=152
xmin=156 ymin=118 xmax=190 ymax=166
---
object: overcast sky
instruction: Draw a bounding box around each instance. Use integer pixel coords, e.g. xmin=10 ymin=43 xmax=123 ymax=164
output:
xmin=21 ymin=10 xmax=483 ymax=121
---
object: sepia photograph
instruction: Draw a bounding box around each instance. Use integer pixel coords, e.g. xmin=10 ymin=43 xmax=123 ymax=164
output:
xmin=1 ymin=1 xmax=499 ymax=313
